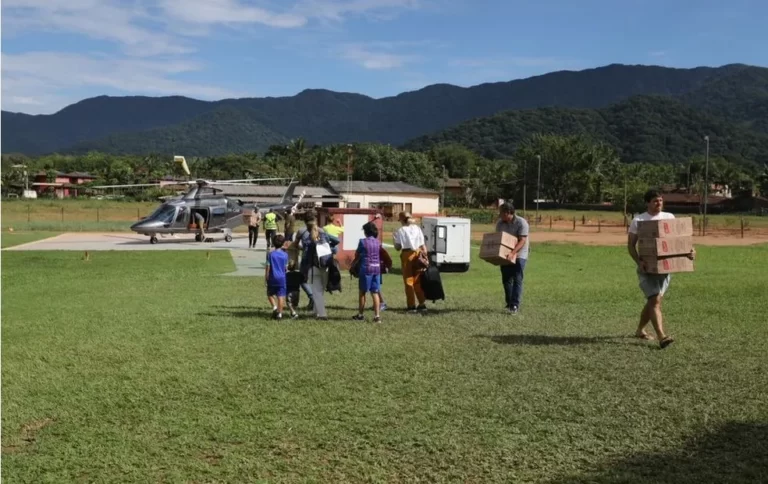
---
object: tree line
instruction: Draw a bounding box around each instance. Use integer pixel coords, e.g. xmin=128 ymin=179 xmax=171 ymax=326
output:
xmin=3 ymin=135 xmax=767 ymax=211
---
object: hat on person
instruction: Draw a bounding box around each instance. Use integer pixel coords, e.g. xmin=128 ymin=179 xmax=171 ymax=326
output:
xmin=398 ymin=211 xmax=412 ymax=222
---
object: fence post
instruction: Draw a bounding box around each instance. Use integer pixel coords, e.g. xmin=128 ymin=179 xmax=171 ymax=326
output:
xmin=137 ymin=208 xmax=141 ymax=220
xmin=741 ymin=217 xmax=744 ymax=238
xmin=598 ymin=219 xmax=601 ymax=233
xmin=581 ymin=214 xmax=585 ymax=225
xmin=549 ymin=216 xmax=552 ymax=230
xmin=61 ymin=207 xmax=64 ymax=222
xmin=97 ymin=207 xmax=100 ymax=223
xmin=573 ymin=216 xmax=576 ymax=231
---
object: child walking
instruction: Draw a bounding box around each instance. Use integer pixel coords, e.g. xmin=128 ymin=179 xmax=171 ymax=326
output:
xmin=265 ymin=234 xmax=289 ymax=320
xmin=352 ymin=223 xmax=383 ymax=323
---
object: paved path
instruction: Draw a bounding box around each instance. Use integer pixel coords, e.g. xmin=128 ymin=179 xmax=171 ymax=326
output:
xmin=4 ymin=232 xmax=270 ymax=277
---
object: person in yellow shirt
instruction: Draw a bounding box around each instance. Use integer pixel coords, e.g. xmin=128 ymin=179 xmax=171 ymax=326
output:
xmin=323 ymin=217 xmax=344 ymax=255
xmin=263 ymin=209 xmax=278 ymax=250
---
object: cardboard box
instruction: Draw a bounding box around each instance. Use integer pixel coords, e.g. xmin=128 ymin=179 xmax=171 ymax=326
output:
xmin=636 ymin=217 xmax=693 ymax=238
xmin=479 ymin=232 xmax=518 ymax=265
xmin=637 ymin=235 xmax=694 ymax=257
xmin=641 ymin=255 xmax=695 ymax=274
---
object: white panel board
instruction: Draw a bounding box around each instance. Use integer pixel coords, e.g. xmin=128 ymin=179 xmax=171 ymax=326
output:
xmin=342 ymin=214 xmax=370 ymax=250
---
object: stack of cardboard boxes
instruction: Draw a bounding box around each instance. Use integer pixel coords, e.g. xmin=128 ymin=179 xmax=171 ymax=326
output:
xmin=636 ymin=217 xmax=695 ymax=274
xmin=479 ymin=232 xmax=518 ymax=265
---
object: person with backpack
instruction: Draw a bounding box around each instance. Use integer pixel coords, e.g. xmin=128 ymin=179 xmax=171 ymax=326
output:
xmin=362 ymin=220 xmax=390 ymax=311
xmin=298 ymin=214 xmax=331 ymax=320
xmin=352 ymin=222 xmax=383 ymax=323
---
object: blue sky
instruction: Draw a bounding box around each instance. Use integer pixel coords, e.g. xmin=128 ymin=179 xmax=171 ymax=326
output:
xmin=2 ymin=0 xmax=767 ymax=114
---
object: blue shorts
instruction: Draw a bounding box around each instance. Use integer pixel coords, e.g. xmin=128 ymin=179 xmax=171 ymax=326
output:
xmin=359 ymin=273 xmax=381 ymax=294
xmin=267 ymin=285 xmax=287 ymax=297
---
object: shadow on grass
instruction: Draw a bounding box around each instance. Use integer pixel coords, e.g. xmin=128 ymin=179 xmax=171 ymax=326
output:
xmin=200 ymin=308 xmax=350 ymax=322
xmin=550 ymin=422 xmax=768 ymax=484
xmin=474 ymin=333 xmax=625 ymax=346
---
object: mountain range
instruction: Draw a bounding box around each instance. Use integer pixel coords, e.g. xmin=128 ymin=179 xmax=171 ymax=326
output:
xmin=2 ymin=63 xmax=768 ymax=159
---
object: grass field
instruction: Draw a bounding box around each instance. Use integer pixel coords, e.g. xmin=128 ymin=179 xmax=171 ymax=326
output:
xmin=3 ymin=199 xmax=767 ymax=235
xmin=3 ymin=243 xmax=767 ymax=482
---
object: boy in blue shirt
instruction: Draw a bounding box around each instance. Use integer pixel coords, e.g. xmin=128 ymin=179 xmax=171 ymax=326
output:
xmin=265 ymin=234 xmax=290 ymax=320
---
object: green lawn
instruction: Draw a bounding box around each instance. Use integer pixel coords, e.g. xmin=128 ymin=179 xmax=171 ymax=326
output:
xmin=0 ymin=231 xmax=60 ymax=248
xmin=2 ymin=245 xmax=768 ymax=482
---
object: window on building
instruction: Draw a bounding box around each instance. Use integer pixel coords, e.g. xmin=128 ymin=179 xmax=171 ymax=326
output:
xmin=347 ymin=202 xmax=361 ymax=208
xmin=405 ymin=203 xmax=413 ymax=213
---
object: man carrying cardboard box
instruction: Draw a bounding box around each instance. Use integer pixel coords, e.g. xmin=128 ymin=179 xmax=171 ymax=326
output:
xmin=495 ymin=203 xmax=529 ymax=314
xmin=627 ymin=190 xmax=696 ymax=348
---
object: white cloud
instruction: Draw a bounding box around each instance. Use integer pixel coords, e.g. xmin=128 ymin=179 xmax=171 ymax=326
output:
xmin=295 ymin=0 xmax=422 ymax=22
xmin=649 ymin=51 xmax=667 ymax=58
xmin=1 ymin=52 xmax=244 ymax=114
xmin=0 ymin=0 xmax=436 ymax=113
xmin=159 ymin=0 xmax=307 ymax=28
xmin=340 ymin=44 xmax=416 ymax=69
xmin=2 ymin=0 xmax=192 ymax=57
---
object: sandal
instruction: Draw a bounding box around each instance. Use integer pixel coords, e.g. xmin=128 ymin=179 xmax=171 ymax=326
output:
xmin=659 ymin=336 xmax=675 ymax=349
xmin=635 ymin=332 xmax=655 ymax=341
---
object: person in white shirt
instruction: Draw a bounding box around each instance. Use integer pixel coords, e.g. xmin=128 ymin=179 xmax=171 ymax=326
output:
xmin=393 ymin=211 xmax=428 ymax=313
xmin=627 ymin=189 xmax=695 ymax=349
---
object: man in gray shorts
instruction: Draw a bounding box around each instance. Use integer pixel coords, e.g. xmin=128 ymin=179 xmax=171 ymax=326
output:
xmin=627 ymin=189 xmax=695 ymax=348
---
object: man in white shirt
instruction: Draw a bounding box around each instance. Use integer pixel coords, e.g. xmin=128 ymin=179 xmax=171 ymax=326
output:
xmin=627 ymin=189 xmax=695 ymax=349
xmin=393 ymin=211 xmax=428 ymax=312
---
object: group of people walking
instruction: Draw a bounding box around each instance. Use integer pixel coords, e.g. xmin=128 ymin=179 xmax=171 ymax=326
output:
xmin=261 ymin=190 xmax=686 ymax=348
xmin=264 ymin=211 xmax=429 ymax=322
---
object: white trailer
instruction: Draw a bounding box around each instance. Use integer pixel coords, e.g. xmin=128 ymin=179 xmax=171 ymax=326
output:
xmin=421 ymin=216 xmax=472 ymax=272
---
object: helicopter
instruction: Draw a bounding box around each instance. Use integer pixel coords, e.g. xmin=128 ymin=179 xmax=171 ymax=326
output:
xmin=94 ymin=156 xmax=305 ymax=244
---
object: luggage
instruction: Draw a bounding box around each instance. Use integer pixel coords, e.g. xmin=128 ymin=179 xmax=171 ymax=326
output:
xmin=326 ymin=260 xmax=342 ymax=293
xmin=421 ymin=264 xmax=445 ymax=302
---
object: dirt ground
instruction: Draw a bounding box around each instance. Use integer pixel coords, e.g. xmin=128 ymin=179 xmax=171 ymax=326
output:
xmin=468 ymin=222 xmax=768 ymax=247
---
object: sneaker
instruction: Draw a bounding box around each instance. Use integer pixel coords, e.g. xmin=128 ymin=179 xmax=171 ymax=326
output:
xmin=352 ymin=314 xmax=365 ymax=321
xmin=276 ymin=313 xmax=283 ymax=320
xmin=316 ymin=316 xmax=328 ymax=321
xmin=291 ymin=312 xmax=299 ymax=320
xmin=508 ymin=306 xmax=519 ymax=314
xmin=416 ymin=304 xmax=427 ymax=312
xmin=306 ymin=300 xmax=315 ymax=311
xmin=373 ymin=316 xmax=382 ymax=324
xmin=380 ymin=302 xmax=388 ymax=311
xmin=271 ymin=309 xmax=279 ymax=319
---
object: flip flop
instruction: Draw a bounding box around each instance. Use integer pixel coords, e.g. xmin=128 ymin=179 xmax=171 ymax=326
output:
xmin=659 ymin=336 xmax=675 ymax=349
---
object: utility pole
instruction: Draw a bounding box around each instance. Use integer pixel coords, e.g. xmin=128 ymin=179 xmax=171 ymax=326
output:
xmin=623 ymin=168 xmax=628 ymax=217
xmin=704 ymin=135 xmax=710 ymax=234
xmin=523 ymin=157 xmax=527 ymax=217
xmin=536 ymin=154 xmax=542 ymax=222
xmin=346 ymin=144 xmax=353 ymax=208
xmin=441 ymin=165 xmax=447 ymax=212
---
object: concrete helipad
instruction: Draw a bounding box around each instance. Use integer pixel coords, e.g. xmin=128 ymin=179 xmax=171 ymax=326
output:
xmin=4 ymin=232 xmax=269 ymax=276
xmin=3 ymin=232 xmax=264 ymax=251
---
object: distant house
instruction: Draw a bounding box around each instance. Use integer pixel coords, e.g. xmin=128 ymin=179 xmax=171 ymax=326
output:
xmin=327 ymin=181 xmax=439 ymax=218
xmin=32 ymin=171 xmax=97 ymax=198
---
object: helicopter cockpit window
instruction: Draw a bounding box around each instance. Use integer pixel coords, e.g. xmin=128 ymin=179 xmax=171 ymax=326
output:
xmin=175 ymin=207 xmax=187 ymax=222
xmin=150 ymin=204 xmax=177 ymax=224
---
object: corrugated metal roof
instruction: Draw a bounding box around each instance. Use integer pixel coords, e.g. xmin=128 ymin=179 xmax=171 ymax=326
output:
xmin=327 ymin=181 xmax=437 ymax=194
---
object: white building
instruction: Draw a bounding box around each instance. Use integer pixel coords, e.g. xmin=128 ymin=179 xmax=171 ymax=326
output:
xmin=327 ymin=181 xmax=439 ymax=217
